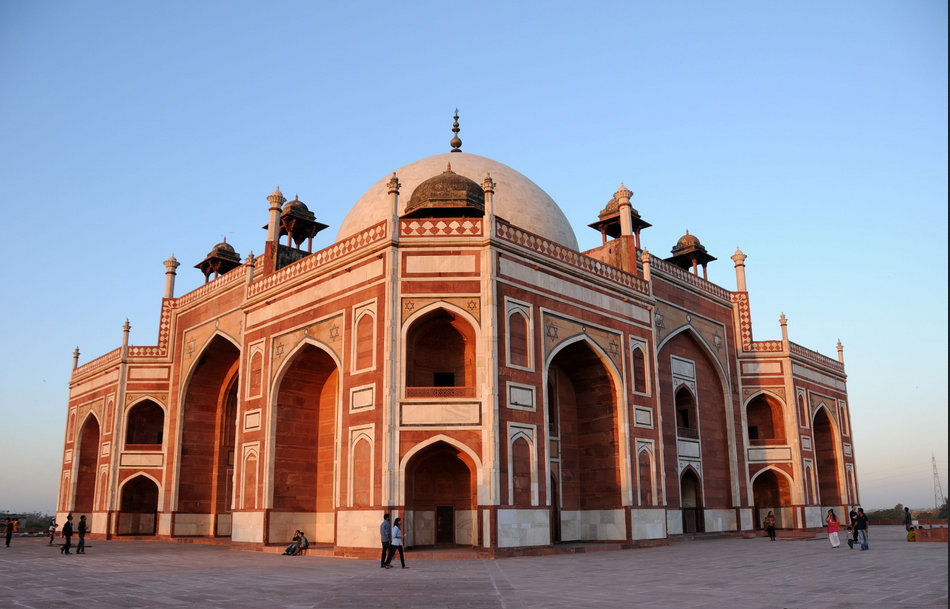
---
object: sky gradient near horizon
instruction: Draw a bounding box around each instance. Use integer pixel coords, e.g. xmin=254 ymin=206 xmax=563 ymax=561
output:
xmin=0 ymin=1 xmax=946 ymax=513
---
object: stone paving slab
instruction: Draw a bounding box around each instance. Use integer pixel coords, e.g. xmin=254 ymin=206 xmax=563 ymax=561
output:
xmin=0 ymin=526 xmax=945 ymax=608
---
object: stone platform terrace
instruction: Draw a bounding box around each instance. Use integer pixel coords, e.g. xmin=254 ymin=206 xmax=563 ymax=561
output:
xmin=0 ymin=526 xmax=945 ymax=608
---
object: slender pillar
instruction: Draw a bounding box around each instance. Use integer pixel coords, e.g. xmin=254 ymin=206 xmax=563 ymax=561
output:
xmin=388 ymin=173 xmax=401 ymax=242
xmin=72 ymin=347 xmax=80 ymax=370
xmin=163 ymin=255 xmax=180 ymax=299
xmin=779 ymin=313 xmax=788 ymax=347
xmin=482 ymin=173 xmax=496 ymax=237
xmin=640 ymin=249 xmax=652 ymax=282
xmin=731 ymin=247 xmax=747 ymax=291
xmin=836 ymin=339 xmax=844 ymax=363
xmin=245 ymin=251 xmax=256 ymax=285
xmin=266 ymin=187 xmax=285 ymax=242
xmin=121 ymin=319 xmax=131 ymax=362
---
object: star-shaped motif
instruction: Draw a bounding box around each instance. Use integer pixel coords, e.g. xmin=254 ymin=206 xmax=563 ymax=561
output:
xmin=713 ymin=332 xmax=723 ymax=351
xmin=545 ymin=323 xmax=559 ymax=340
xmin=275 ymin=342 xmax=285 ymax=359
xmin=329 ymin=323 xmax=340 ymax=341
xmin=186 ymin=339 xmax=195 ymax=358
xmin=608 ymin=339 xmax=619 ymax=356
xmin=467 ymin=300 xmax=478 ymax=311
xmin=654 ymin=311 xmax=665 ymax=330
xmin=404 ymin=301 xmax=415 ymax=312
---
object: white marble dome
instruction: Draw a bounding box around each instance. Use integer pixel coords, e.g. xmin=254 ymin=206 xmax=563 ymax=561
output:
xmin=336 ymin=152 xmax=579 ymax=250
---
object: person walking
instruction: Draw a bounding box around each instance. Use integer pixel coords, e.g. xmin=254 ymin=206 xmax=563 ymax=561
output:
xmin=76 ymin=515 xmax=87 ymax=554
xmin=60 ymin=514 xmax=74 ymax=555
xmin=4 ymin=519 xmax=13 ymax=547
xmin=825 ymin=509 xmax=841 ymax=548
xmin=385 ymin=517 xmax=407 ymax=569
xmin=763 ymin=511 xmax=777 ymax=541
xmin=854 ymin=507 xmax=870 ymax=550
xmin=847 ymin=506 xmax=858 ymax=549
xmin=380 ymin=513 xmax=392 ymax=569
xmin=48 ymin=520 xmax=57 ymax=545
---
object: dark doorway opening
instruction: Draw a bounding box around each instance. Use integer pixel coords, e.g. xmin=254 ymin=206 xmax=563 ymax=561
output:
xmin=436 ymin=506 xmax=454 ymax=543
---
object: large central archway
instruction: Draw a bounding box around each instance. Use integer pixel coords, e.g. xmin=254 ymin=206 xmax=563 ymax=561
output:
xmin=118 ymin=475 xmax=159 ymax=536
xmin=177 ymin=334 xmax=240 ymax=536
xmin=752 ymin=468 xmax=791 ymax=529
xmin=813 ymin=407 xmax=841 ymax=506
xmin=404 ymin=441 xmax=477 ymax=547
xmin=271 ymin=342 xmax=338 ymax=544
xmin=547 ymin=338 xmax=622 ymax=542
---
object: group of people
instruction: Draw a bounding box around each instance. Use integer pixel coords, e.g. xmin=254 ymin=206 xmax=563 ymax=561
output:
xmin=379 ymin=513 xmax=407 ymax=569
xmin=282 ymin=530 xmax=309 ymax=556
xmin=825 ymin=506 xmax=869 ymax=550
xmin=51 ymin=514 xmax=88 ymax=554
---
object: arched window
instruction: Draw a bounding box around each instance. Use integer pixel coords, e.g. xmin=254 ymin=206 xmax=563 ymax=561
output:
xmin=798 ymin=394 xmax=808 ymax=428
xmin=638 ymin=449 xmax=655 ymax=505
xmin=510 ymin=436 xmax=532 ymax=506
xmin=632 ymin=345 xmax=647 ymax=394
xmin=746 ymin=394 xmax=785 ymax=443
xmin=508 ymin=312 xmax=529 ymax=368
xmin=405 ymin=309 xmax=476 ymax=397
xmin=675 ymin=387 xmax=698 ymax=437
xmin=125 ymin=400 xmax=164 ymax=446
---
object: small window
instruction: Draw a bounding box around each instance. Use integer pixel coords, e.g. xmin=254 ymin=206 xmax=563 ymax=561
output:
xmin=433 ymin=372 xmax=455 ymax=387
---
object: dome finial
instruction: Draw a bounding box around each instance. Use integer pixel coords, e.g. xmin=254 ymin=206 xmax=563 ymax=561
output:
xmin=450 ymin=109 xmax=462 ymax=152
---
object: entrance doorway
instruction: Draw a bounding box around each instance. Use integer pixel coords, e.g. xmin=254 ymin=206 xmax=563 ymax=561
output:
xmin=681 ymin=469 xmax=704 ymax=533
xmin=436 ymin=506 xmax=454 ymax=544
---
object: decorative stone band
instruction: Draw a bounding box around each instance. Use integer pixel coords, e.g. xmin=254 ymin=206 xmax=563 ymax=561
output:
xmin=400 ymin=218 xmax=482 ymax=238
xmin=175 ymin=264 xmax=247 ymax=308
xmin=495 ymin=219 xmax=649 ymax=296
xmin=249 ymin=221 xmax=387 ymax=297
xmin=648 ymin=255 xmax=731 ymax=302
xmin=404 ymin=386 xmax=476 ymax=399
xmin=71 ymin=347 xmax=121 ymax=378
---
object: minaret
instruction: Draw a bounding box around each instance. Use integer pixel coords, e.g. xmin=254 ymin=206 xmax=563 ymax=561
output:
xmin=640 ymin=249 xmax=652 ymax=282
xmin=121 ymin=319 xmax=131 ymax=361
xmin=72 ymin=347 xmax=80 ymax=370
xmin=388 ymin=172 xmax=401 ymax=242
xmin=731 ymin=247 xmax=747 ymax=291
xmin=450 ymin=109 xmax=462 ymax=152
xmin=837 ymin=339 xmax=844 ymax=363
xmin=780 ymin=313 xmax=788 ymax=347
xmin=615 ymin=182 xmax=634 ymax=237
xmin=482 ymin=173 xmax=496 ymax=233
xmin=267 ymin=186 xmax=285 ymax=242
xmin=163 ymin=254 xmax=180 ymax=298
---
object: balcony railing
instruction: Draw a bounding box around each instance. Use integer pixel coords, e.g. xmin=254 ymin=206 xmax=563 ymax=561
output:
xmin=405 ymin=386 xmax=475 ymax=399
xmin=677 ymin=426 xmax=700 ymax=439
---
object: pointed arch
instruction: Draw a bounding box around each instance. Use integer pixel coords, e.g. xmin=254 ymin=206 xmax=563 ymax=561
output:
xmin=73 ymin=411 xmax=102 ymax=515
xmin=398 ymin=434 xmax=485 ymax=506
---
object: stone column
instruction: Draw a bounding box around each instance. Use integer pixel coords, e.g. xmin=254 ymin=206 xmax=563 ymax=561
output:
xmin=72 ymin=347 xmax=80 ymax=370
xmin=266 ymin=187 xmax=285 ymax=242
xmin=640 ymin=249 xmax=652 ymax=282
xmin=731 ymin=247 xmax=747 ymax=292
xmin=163 ymin=255 xmax=180 ymax=299
xmin=836 ymin=339 xmax=844 ymax=363
xmin=121 ymin=319 xmax=131 ymax=361
xmin=245 ymin=252 xmax=256 ymax=285
xmin=780 ymin=313 xmax=788 ymax=347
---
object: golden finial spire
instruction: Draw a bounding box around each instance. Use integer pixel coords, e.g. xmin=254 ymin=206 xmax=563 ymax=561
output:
xmin=450 ymin=109 xmax=462 ymax=152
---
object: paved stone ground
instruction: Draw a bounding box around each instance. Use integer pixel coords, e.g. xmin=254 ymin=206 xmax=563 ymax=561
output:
xmin=0 ymin=526 xmax=945 ymax=608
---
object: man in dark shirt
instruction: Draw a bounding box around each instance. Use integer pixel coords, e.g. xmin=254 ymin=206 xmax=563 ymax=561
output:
xmin=76 ymin=515 xmax=87 ymax=554
xmin=854 ymin=507 xmax=869 ymax=551
xmin=847 ymin=506 xmax=858 ymax=549
xmin=60 ymin=514 xmax=74 ymax=555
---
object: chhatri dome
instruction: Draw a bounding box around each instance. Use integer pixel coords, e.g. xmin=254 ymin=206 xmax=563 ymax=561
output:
xmin=336 ymin=115 xmax=578 ymax=249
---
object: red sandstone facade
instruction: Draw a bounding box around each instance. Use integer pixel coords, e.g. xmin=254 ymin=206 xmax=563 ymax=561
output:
xmin=58 ymin=144 xmax=857 ymax=553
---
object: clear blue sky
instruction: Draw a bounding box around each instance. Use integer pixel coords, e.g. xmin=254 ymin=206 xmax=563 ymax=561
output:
xmin=1 ymin=1 xmax=946 ymax=513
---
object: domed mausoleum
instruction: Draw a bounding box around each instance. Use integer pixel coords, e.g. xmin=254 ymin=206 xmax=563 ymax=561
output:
xmin=58 ymin=116 xmax=857 ymax=556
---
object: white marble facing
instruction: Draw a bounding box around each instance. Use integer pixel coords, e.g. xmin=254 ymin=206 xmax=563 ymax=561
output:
xmin=456 ymin=510 xmax=476 ymax=545
xmin=119 ymin=452 xmax=163 ymax=467
xmin=677 ymin=438 xmax=701 ymax=459
xmin=336 ymin=152 xmax=579 ymax=249
xmin=158 ymin=512 xmax=173 ymax=536
xmin=405 ymin=253 xmax=478 ymax=274
xmin=336 ymin=510 xmax=384 ymax=548
xmin=741 ymin=361 xmax=782 ymax=375
xmin=630 ymin=508 xmax=666 ymax=539
xmin=747 ymin=446 xmax=792 ymax=462
xmin=216 ymin=514 xmax=232 ymax=537
xmin=634 ymin=407 xmax=653 ymax=427
xmin=411 ymin=510 xmax=434 ymax=546
xmin=230 ymin=511 xmax=264 ymax=542
xmin=173 ymin=513 xmax=213 ymax=536
xmin=703 ymin=508 xmax=737 ymax=532
xmin=559 ymin=509 xmax=625 ymax=542
xmin=400 ymin=401 xmax=480 ymax=426
xmin=497 ymin=508 xmax=550 ymax=548
xmin=792 ymin=363 xmax=847 ymax=391
xmin=267 ymin=512 xmax=333 ymax=545
xmin=738 ymin=507 xmax=753 ymax=531
xmin=666 ymin=509 xmax=684 ymax=535
xmin=804 ymin=506 xmax=824 ymax=528
xmin=128 ymin=367 xmax=170 ymax=379
xmin=71 ymin=369 xmax=119 ymax=398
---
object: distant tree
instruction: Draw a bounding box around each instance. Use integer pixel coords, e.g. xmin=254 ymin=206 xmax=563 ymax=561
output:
xmin=866 ymin=504 xmax=904 ymax=523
